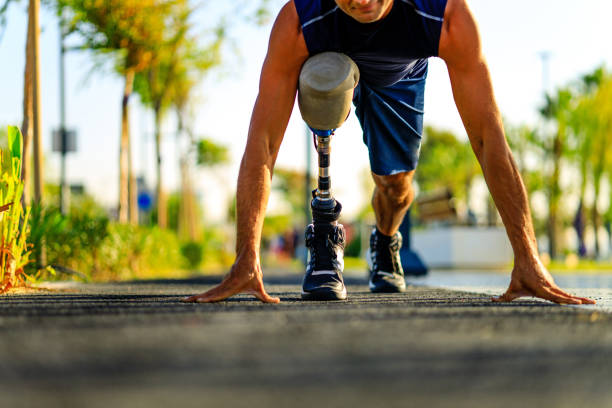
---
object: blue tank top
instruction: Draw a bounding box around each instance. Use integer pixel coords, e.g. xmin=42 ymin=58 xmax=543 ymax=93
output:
xmin=294 ymin=0 xmax=447 ymax=87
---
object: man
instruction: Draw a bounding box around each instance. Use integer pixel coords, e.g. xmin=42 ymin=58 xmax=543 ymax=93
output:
xmin=184 ymin=0 xmax=595 ymax=305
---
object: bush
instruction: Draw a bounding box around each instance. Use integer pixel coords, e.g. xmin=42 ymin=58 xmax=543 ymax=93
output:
xmin=28 ymin=202 xmax=109 ymax=280
xmin=181 ymin=241 xmax=203 ymax=269
xmin=29 ymin=200 xmax=186 ymax=281
xmin=0 ymin=127 xmax=32 ymax=292
xmin=344 ymin=226 xmax=362 ymax=258
xmin=92 ymin=223 xmax=183 ymax=281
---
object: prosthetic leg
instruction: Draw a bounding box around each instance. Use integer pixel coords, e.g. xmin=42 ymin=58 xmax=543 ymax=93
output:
xmin=310 ymin=129 xmax=341 ymax=225
xmin=298 ymin=53 xmax=359 ymax=300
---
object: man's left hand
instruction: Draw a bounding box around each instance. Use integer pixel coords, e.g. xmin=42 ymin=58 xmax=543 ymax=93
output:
xmin=492 ymin=257 xmax=596 ymax=305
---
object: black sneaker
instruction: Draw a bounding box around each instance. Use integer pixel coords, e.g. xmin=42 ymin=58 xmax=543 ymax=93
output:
xmin=301 ymin=223 xmax=347 ymax=301
xmin=367 ymin=228 xmax=406 ymax=293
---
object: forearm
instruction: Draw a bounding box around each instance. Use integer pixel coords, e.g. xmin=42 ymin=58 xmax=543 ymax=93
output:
xmin=446 ymin=59 xmax=539 ymax=261
xmin=234 ymin=140 xmax=276 ymax=258
xmin=478 ymin=129 xmax=539 ymax=261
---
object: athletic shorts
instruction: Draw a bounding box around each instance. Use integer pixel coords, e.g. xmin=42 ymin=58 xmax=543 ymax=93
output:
xmin=352 ymin=66 xmax=427 ymax=176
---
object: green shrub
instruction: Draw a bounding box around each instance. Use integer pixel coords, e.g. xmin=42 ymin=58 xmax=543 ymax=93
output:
xmin=0 ymin=127 xmax=32 ymax=292
xmin=28 ymin=199 xmax=187 ymax=281
xmin=28 ymin=202 xmax=109 ymax=280
xmin=96 ymin=224 xmax=183 ymax=281
xmin=181 ymin=241 xmax=203 ymax=269
xmin=344 ymin=226 xmax=362 ymax=258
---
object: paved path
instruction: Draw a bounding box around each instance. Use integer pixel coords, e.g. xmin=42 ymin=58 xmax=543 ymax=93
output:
xmin=1 ymin=276 xmax=611 ymax=408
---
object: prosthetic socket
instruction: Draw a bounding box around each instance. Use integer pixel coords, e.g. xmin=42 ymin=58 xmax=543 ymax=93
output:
xmin=298 ymin=53 xmax=360 ymax=225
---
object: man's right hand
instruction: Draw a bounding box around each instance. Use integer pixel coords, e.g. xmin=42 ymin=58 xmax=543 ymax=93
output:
xmin=182 ymin=252 xmax=280 ymax=303
xmin=183 ymin=2 xmax=307 ymax=305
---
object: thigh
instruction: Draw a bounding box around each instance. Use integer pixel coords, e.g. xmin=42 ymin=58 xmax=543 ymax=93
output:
xmin=353 ymin=66 xmax=427 ymax=176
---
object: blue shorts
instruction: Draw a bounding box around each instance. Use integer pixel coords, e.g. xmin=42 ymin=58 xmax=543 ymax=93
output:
xmin=353 ymin=65 xmax=427 ymax=176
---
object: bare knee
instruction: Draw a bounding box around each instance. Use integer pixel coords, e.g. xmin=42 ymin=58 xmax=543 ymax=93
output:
xmin=372 ymin=171 xmax=415 ymax=211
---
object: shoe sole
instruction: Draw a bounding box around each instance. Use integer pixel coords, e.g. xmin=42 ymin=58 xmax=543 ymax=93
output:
xmin=369 ymin=280 xmax=406 ymax=293
xmin=301 ymin=287 xmax=348 ymax=301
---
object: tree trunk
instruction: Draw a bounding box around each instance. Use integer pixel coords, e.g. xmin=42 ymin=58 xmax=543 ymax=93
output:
xmin=30 ymin=0 xmax=46 ymax=268
xmin=179 ymin=157 xmax=198 ymax=241
xmin=176 ymin=110 xmax=198 ymax=240
xmin=591 ymin=141 xmax=606 ymax=259
xmin=21 ymin=11 xmax=34 ymax=206
xmin=548 ymin=135 xmax=562 ymax=259
xmin=31 ymin=0 xmax=43 ymax=205
xmin=573 ymin=200 xmax=587 ymax=258
xmin=154 ymin=106 xmax=166 ymax=228
xmin=128 ymin=132 xmax=138 ymax=225
xmin=178 ymin=157 xmax=187 ymax=239
xmin=576 ymin=160 xmax=588 ymax=258
xmin=592 ymin=174 xmax=603 ymax=259
xmin=591 ymin=203 xmax=600 ymax=259
xmin=119 ymin=69 xmax=134 ymax=223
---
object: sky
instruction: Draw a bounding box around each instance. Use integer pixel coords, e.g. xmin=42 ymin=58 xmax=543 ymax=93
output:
xmin=1 ymin=0 xmax=612 ymax=222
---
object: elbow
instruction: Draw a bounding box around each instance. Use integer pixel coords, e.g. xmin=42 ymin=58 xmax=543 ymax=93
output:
xmin=470 ymin=136 xmax=485 ymax=163
xmin=241 ymin=133 xmax=280 ymax=174
xmin=479 ymin=133 xmax=513 ymax=174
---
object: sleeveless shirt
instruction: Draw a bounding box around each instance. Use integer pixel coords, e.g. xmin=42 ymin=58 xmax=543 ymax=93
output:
xmin=294 ymin=0 xmax=448 ymax=87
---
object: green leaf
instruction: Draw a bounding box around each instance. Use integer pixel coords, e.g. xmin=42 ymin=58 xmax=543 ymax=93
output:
xmin=12 ymin=157 xmax=21 ymax=182
xmin=7 ymin=126 xmax=22 ymax=179
xmin=46 ymin=265 xmax=56 ymax=277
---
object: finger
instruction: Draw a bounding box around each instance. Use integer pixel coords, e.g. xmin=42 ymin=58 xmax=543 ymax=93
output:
xmin=575 ymin=296 xmax=596 ymax=304
xmin=252 ymin=290 xmax=281 ymax=304
xmin=549 ymin=287 xmax=596 ymax=305
xmin=491 ymin=293 xmax=516 ymax=302
xmin=248 ymin=281 xmax=281 ymax=304
xmin=536 ymin=288 xmax=582 ymax=305
xmin=182 ymin=293 xmax=205 ymax=302
xmin=491 ymin=288 xmax=532 ymax=302
xmin=182 ymin=282 xmax=242 ymax=303
xmin=196 ymin=286 xmax=242 ymax=303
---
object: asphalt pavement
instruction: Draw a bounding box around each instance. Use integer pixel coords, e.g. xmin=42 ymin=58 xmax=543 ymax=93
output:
xmin=0 ymin=274 xmax=611 ymax=408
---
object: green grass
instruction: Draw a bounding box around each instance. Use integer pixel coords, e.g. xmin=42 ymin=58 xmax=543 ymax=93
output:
xmin=0 ymin=126 xmax=32 ymax=292
xmin=547 ymin=260 xmax=612 ymax=274
xmin=344 ymin=256 xmax=367 ymax=270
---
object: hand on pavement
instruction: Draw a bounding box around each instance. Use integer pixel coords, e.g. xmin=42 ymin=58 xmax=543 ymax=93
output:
xmin=182 ymin=253 xmax=280 ymax=304
xmin=492 ymin=257 xmax=596 ymax=305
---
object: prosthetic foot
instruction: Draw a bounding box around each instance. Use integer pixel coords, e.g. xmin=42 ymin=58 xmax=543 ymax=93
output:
xmin=301 ymin=130 xmax=346 ymax=300
xmin=298 ymin=53 xmax=359 ymax=301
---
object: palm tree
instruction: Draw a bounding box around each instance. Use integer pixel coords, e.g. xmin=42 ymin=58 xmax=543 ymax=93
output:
xmin=134 ymin=0 xmax=223 ymax=228
xmin=539 ymin=88 xmax=574 ymax=259
xmin=588 ymin=74 xmax=612 ymax=258
xmin=57 ymin=0 xmax=169 ymax=223
xmin=567 ymin=67 xmax=610 ymax=258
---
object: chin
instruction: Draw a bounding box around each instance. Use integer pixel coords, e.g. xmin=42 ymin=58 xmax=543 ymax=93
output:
xmin=353 ymin=11 xmax=382 ymax=23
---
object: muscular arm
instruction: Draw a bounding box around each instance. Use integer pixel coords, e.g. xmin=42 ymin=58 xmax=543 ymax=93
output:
xmin=439 ymin=0 xmax=594 ymax=304
xmin=236 ymin=2 xmax=308 ymax=259
xmin=184 ymin=2 xmax=309 ymax=303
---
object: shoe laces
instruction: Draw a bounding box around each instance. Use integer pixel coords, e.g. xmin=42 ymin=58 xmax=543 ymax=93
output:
xmin=370 ymin=229 xmax=402 ymax=274
xmin=306 ymin=224 xmax=345 ymax=271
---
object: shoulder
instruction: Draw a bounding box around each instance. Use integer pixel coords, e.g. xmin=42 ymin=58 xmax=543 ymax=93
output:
xmin=438 ymin=0 xmax=483 ymax=68
xmin=269 ymin=2 xmax=308 ymax=56
xmin=263 ymin=2 xmax=309 ymax=74
xmin=275 ymin=1 xmax=302 ymax=36
xmin=440 ymin=0 xmax=472 ymax=40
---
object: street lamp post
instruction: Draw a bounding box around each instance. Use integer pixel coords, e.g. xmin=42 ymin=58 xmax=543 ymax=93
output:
xmin=59 ymin=18 xmax=69 ymax=215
